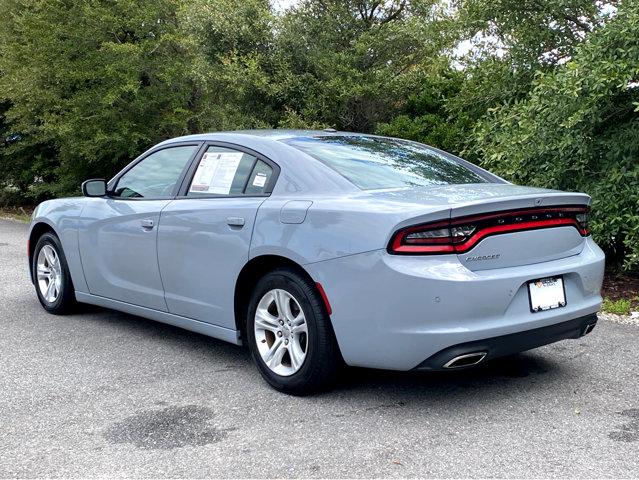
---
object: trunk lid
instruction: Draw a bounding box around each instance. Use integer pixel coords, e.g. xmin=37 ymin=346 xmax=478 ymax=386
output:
xmin=372 ymin=183 xmax=591 ymax=270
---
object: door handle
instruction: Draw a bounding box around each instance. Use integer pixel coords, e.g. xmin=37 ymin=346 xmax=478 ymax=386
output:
xmin=141 ymin=219 xmax=154 ymax=229
xmin=226 ymin=216 xmax=245 ymax=227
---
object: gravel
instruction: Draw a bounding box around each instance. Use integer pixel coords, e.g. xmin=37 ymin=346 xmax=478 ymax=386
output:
xmin=599 ymin=311 xmax=639 ymax=326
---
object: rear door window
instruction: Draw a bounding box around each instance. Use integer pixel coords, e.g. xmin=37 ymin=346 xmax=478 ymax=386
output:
xmin=245 ymin=160 xmax=273 ymax=195
xmin=187 ymin=146 xmax=273 ymax=196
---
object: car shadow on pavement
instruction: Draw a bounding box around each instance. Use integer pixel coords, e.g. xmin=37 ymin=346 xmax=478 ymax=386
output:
xmin=335 ymin=353 xmax=555 ymax=392
xmin=321 ymin=353 xmax=564 ymax=413
xmin=73 ymin=303 xmax=250 ymax=361
xmin=74 ymin=303 xmax=564 ymax=400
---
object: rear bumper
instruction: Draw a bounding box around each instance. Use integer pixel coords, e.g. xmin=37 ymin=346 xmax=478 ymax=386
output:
xmin=306 ymin=236 xmax=605 ymax=370
xmin=414 ymin=313 xmax=597 ymax=370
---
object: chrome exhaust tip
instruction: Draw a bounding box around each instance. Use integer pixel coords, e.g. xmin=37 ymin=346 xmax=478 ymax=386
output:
xmin=583 ymin=323 xmax=596 ymax=335
xmin=443 ymin=351 xmax=487 ymax=369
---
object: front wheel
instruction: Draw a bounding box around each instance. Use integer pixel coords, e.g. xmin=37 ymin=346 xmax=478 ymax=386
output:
xmin=32 ymin=232 xmax=76 ymax=314
xmin=246 ymin=268 xmax=340 ymax=395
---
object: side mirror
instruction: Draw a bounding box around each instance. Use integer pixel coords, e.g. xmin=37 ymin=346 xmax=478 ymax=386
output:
xmin=81 ymin=179 xmax=107 ymax=197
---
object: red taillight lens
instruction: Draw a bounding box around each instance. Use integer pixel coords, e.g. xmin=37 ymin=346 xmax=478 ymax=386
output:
xmin=575 ymin=212 xmax=589 ymax=236
xmin=391 ymin=221 xmax=456 ymax=253
xmin=389 ymin=206 xmax=590 ymax=255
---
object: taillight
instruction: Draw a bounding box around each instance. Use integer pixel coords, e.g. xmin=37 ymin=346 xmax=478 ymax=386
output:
xmin=575 ymin=212 xmax=589 ymax=235
xmin=389 ymin=206 xmax=590 ymax=255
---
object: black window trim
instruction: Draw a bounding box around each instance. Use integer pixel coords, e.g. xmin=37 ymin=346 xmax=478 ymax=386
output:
xmin=106 ymin=141 xmax=204 ymax=201
xmin=174 ymin=141 xmax=281 ymax=199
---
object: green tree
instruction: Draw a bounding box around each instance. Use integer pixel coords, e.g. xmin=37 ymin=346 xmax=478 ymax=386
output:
xmin=178 ymin=0 xmax=280 ymax=129
xmin=378 ymin=0 xmax=615 ymax=159
xmin=375 ymin=68 xmax=471 ymax=155
xmin=449 ymin=0 xmax=618 ymax=117
xmin=0 ymin=0 xmax=202 ymax=198
xmin=270 ymin=0 xmax=445 ymax=131
xmin=474 ymin=1 xmax=639 ymax=269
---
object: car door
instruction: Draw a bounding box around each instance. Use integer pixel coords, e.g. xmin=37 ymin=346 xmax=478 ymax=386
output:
xmin=78 ymin=143 xmax=201 ymax=311
xmin=157 ymin=143 xmax=279 ymax=328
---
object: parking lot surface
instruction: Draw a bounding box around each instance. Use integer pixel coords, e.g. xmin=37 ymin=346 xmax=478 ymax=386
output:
xmin=1 ymin=219 xmax=638 ymax=478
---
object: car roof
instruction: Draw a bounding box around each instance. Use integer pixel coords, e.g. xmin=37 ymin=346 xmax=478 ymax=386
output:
xmin=159 ymin=129 xmax=362 ymax=144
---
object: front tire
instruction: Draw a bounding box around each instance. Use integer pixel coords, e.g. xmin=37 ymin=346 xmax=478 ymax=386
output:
xmin=246 ymin=268 xmax=340 ymax=395
xmin=32 ymin=232 xmax=76 ymax=314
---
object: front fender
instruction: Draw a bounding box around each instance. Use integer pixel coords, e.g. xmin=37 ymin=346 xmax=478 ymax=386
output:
xmin=28 ymin=198 xmax=89 ymax=293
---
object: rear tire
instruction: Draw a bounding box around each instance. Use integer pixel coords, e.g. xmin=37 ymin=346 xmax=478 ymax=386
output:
xmin=32 ymin=232 xmax=76 ymax=314
xmin=246 ymin=267 xmax=340 ymax=395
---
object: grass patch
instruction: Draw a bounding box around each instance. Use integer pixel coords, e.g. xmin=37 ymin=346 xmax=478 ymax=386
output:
xmin=602 ymin=273 xmax=639 ymax=316
xmin=602 ymin=298 xmax=633 ymax=315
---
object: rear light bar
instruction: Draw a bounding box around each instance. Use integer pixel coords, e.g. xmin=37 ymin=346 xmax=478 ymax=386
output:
xmin=389 ymin=206 xmax=590 ymax=255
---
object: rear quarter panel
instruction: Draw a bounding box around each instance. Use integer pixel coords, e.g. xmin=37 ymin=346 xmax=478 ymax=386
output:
xmin=249 ymin=196 xmax=451 ymax=264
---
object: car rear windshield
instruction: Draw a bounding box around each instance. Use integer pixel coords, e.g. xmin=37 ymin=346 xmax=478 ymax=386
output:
xmin=281 ymin=135 xmax=490 ymax=190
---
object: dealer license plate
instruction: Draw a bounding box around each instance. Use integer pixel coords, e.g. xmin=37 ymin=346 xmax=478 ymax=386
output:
xmin=528 ymin=276 xmax=566 ymax=313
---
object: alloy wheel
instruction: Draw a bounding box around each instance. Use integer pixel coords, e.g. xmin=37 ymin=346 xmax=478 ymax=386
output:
xmin=37 ymin=244 xmax=62 ymax=303
xmin=254 ymin=289 xmax=308 ymax=376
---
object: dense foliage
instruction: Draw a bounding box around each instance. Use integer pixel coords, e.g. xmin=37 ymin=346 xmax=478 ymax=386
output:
xmin=475 ymin=2 xmax=639 ymax=269
xmin=0 ymin=0 xmax=637 ymax=268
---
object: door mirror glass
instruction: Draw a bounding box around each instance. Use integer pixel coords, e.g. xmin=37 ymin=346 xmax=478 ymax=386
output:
xmin=82 ymin=179 xmax=106 ymax=197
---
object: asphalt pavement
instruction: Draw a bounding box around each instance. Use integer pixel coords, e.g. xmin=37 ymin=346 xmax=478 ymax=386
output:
xmin=1 ymin=219 xmax=638 ymax=478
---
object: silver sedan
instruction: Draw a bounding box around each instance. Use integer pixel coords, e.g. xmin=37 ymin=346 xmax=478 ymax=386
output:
xmin=28 ymin=130 xmax=605 ymax=394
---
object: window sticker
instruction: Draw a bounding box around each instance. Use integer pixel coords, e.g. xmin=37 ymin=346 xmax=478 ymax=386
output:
xmin=252 ymin=172 xmax=268 ymax=188
xmin=190 ymin=152 xmax=243 ymax=194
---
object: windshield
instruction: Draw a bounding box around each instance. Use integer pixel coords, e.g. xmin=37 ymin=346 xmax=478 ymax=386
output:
xmin=281 ymin=135 xmax=490 ymax=190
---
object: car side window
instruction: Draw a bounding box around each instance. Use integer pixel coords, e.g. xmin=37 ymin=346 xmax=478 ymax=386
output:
xmin=245 ymin=160 xmax=273 ymax=195
xmin=113 ymin=145 xmax=197 ymax=199
xmin=187 ymin=146 xmax=273 ymax=197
